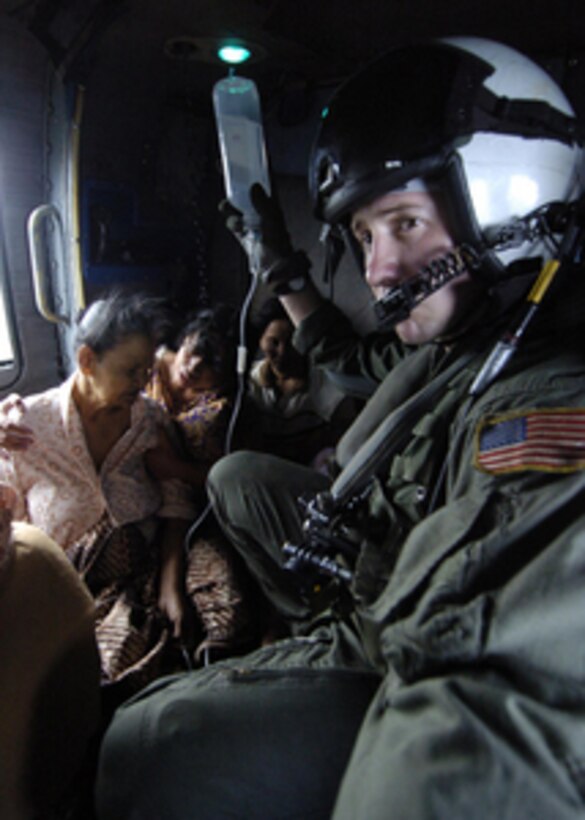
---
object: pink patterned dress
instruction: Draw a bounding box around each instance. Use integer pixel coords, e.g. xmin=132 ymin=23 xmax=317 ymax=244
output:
xmin=0 ymin=377 xmax=196 ymax=690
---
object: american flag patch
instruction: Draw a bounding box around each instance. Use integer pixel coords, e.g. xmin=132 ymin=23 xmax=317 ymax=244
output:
xmin=475 ymin=408 xmax=585 ymax=474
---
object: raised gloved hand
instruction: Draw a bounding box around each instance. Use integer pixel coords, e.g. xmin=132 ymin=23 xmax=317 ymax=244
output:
xmin=220 ymin=183 xmax=311 ymax=295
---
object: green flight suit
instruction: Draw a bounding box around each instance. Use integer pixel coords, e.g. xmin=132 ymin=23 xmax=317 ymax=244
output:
xmin=96 ymin=289 xmax=585 ymax=819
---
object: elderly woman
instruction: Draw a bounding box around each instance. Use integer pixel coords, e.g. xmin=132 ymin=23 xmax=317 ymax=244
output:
xmin=0 ymin=291 xmax=198 ymax=694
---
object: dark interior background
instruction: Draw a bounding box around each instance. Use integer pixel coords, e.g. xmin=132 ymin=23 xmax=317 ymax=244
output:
xmin=2 ymin=0 xmax=585 ymax=330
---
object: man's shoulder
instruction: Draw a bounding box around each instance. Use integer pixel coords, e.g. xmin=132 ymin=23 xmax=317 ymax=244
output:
xmin=481 ymin=340 xmax=585 ymax=403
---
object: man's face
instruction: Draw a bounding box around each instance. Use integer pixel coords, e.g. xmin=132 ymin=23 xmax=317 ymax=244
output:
xmin=350 ymin=190 xmax=483 ymax=345
xmin=259 ymin=318 xmax=302 ymax=375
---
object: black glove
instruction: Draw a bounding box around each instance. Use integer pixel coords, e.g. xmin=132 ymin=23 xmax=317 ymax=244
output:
xmin=220 ymin=184 xmax=311 ymax=294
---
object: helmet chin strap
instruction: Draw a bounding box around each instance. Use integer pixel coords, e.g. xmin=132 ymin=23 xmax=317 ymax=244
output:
xmin=373 ymin=244 xmax=481 ymax=331
xmin=371 ymin=199 xmax=574 ymax=332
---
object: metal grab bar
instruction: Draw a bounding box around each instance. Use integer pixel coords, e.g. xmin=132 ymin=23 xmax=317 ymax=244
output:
xmin=26 ymin=203 xmax=69 ymax=324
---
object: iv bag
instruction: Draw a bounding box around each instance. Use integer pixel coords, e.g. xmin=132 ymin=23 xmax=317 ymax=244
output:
xmin=213 ymin=75 xmax=271 ymax=230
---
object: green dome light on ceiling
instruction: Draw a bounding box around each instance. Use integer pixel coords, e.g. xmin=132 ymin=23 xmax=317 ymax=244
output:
xmin=217 ymin=45 xmax=252 ymax=65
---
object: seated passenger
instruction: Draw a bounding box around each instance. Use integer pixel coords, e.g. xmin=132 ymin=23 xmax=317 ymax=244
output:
xmin=144 ymin=304 xmax=260 ymax=661
xmin=144 ymin=303 xmax=237 ymax=491
xmin=97 ymin=38 xmax=585 ymax=820
xmin=0 ymin=485 xmax=100 ymax=820
xmin=0 ymin=290 xmax=199 ymax=696
xmin=245 ymin=298 xmax=358 ymax=467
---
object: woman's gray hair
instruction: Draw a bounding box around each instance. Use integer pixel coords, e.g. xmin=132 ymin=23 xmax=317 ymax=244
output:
xmin=74 ymin=290 xmax=169 ymax=355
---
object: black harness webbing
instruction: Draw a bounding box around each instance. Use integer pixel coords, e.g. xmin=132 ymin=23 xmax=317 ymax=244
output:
xmin=330 ymin=348 xmax=479 ymax=508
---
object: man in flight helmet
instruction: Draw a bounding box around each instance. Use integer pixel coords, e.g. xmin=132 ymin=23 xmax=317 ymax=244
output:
xmin=97 ymin=38 xmax=585 ymax=820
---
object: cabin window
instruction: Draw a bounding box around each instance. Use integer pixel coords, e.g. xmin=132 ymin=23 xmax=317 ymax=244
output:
xmin=0 ymin=289 xmax=14 ymax=364
xmin=0 ymin=206 xmax=19 ymax=385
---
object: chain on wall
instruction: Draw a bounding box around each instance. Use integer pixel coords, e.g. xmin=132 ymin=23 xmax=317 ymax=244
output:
xmin=183 ymin=102 xmax=211 ymax=309
xmin=148 ymin=53 xmax=218 ymax=313
xmin=42 ymin=65 xmax=69 ymax=377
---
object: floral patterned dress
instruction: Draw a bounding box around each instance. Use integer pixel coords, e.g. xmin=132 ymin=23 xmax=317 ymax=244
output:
xmin=0 ymin=377 xmax=196 ymax=691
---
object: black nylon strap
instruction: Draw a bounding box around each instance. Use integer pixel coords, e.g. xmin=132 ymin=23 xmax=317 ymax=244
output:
xmin=330 ymin=348 xmax=479 ymax=507
xmin=471 ymin=86 xmax=583 ymax=145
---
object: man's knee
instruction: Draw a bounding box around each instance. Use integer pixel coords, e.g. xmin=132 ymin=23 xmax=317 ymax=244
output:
xmin=208 ymin=451 xmax=292 ymax=501
xmin=97 ymin=664 xmax=380 ymax=820
xmin=208 ymin=450 xmax=247 ymax=493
